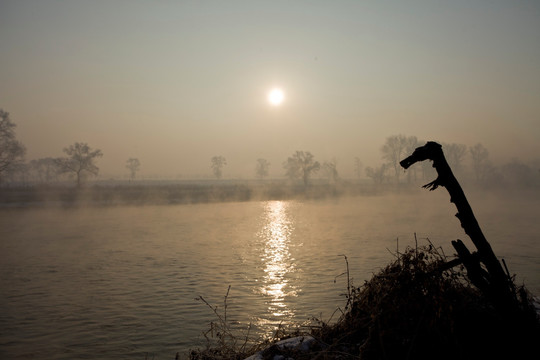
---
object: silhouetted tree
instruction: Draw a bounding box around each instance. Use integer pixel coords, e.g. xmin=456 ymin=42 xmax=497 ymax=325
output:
xmin=469 ymin=143 xmax=503 ymax=186
xmin=55 ymin=142 xmax=103 ymax=187
xmin=126 ymin=158 xmax=141 ymax=181
xmin=354 ymin=157 xmax=363 ymax=179
xmin=501 ymin=160 xmax=536 ymax=187
xmin=405 ymin=136 xmax=420 ymax=153
xmin=404 ymin=136 xmax=421 ymax=183
xmin=365 ymin=164 xmax=387 ymax=184
xmin=255 ymin=158 xmax=270 ymax=179
xmin=29 ymin=158 xmax=60 ymax=183
xmin=469 ymin=143 xmax=490 ymax=183
xmin=322 ymin=159 xmax=339 ymax=184
xmin=381 ymin=134 xmax=407 ymax=183
xmin=420 ymin=159 xmax=436 ymax=181
xmin=0 ymin=109 xmax=26 ymax=182
xmin=3 ymin=162 xmax=29 ymax=184
xmin=283 ymin=151 xmax=320 ymax=186
xmin=443 ymin=142 xmax=467 ymax=176
xmin=211 ymin=156 xmax=227 ymax=179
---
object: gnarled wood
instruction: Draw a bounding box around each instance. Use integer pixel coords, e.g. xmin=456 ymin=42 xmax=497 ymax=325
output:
xmin=400 ymin=141 xmax=515 ymax=310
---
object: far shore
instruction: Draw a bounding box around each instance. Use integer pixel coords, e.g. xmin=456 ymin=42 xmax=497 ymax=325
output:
xmin=1 ymin=179 xmax=538 ymax=208
xmin=0 ymin=180 xmax=385 ymax=208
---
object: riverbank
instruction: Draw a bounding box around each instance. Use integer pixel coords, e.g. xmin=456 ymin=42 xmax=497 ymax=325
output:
xmin=0 ymin=180 xmax=387 ymax=207
xmin=4 ymin=179 xmax=538 ymax=208
xmin=188 ymin=245 xmax=540 ymax=360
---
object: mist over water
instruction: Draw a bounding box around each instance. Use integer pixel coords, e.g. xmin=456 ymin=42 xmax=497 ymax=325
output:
xmin=1 ymin=189 xmax=539 ymax=359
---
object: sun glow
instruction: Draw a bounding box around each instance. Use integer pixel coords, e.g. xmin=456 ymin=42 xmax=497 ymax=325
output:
xmin=268 ymin=88 xmax=285 ymax=106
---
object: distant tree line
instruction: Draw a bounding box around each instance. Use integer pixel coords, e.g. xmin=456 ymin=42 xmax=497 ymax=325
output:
xmin=0 ymin=108 xmax=147 ymax=187
xmin=2 ymin=108 xmax=539 ymax=189
xmin=364 ymin=134 xmax=540 ymax=189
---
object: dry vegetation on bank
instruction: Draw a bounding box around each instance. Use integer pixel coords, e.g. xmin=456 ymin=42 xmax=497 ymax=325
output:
xmin=188 ymin=244 xmax=540 ymax=360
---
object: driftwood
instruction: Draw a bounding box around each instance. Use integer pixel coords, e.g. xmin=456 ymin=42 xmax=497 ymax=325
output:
xmin=400 ymin=141 xmax=517 ymax=312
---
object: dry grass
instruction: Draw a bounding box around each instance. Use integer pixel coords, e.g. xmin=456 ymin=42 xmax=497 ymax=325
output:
xmin=310 ymin=243 xmax=540 ymax=360
xmin=189 ymin=286 xmax=291 ymax=360
xmin=188 ymin=243 xmax=540 ymax=360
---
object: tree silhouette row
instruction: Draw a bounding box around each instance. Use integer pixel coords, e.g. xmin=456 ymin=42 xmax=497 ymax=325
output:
xmin=1 ymin=108 xmax=538 ymax=188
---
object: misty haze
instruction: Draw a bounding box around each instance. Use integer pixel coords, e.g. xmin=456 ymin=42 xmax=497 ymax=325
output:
xmin=1 ymin=1 xmax=540 ymax=359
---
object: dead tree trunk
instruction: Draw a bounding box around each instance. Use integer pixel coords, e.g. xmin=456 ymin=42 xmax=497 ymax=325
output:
xmin=400 ymin=141 xmax=516 ymax=311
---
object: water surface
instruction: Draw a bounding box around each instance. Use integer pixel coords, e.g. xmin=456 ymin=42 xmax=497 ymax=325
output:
xmin=1 ymin=191 xmax=539 ymax=359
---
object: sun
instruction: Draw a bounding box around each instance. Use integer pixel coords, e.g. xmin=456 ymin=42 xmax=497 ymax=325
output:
xmin=268 ymin=88 xmax=285 ymax=106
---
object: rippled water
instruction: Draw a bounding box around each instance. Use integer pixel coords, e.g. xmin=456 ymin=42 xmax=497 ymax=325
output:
xmin=1 ymin=191 xmax=539 ymax=359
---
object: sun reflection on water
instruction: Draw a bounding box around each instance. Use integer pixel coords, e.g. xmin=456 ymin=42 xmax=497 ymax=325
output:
xmin=258 ymin=201 xmax=298 ymax=320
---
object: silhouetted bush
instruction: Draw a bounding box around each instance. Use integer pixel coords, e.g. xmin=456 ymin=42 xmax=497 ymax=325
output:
xmin=310 ymin=245 xmax=539 ymax=360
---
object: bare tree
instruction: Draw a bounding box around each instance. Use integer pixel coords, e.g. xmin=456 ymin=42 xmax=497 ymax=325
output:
xmin=443 ymin=142 xmax=467 ymax=176
xmin=283 ymin=151 xmax=320 ymax=186
xmin=3 ymin=162 xmax=29 ymax=185
xmin=381 ymin=134 xmax=407 ymax=183
xmin=211 ymin=156 xmax=227 ymax=179
xmin=501 ymin=159 xmax=536 ymax=187
xmin=55 ymin=142 xmax=103 ymax=187
xmin=404 ymin=136 xmax=421 ymax=183
xmin=420 ymin=159 xmax=436 ymax=181
xmin=469 ymin=143 xmax=490 ymax=183
xmin=0 ymin=109 xmax=26 ymax=182
xmin=322 ymin=158 xmax=339 ymax=184
xmin=29 ymin=158 xmax=60 ymax=183
xmin=365 ymin=164 xmax=388 ymax=184
xmin=126 ymin=158 xmax=141 ymax=181
xmin=405 ymin=136 xmax=420 ymax=154
xmin=354 ymin=157 xmax=363 ymax=180
xmin=255 ymin=158 xmax=270 ymax=179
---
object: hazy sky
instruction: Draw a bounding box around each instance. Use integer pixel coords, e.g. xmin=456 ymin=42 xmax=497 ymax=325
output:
xmin=1 ymin=0 xmax=539 ymax=178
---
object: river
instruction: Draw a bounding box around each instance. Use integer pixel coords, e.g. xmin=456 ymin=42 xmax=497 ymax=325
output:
xmin=1 ymin=189 xmax=539 ymax=359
